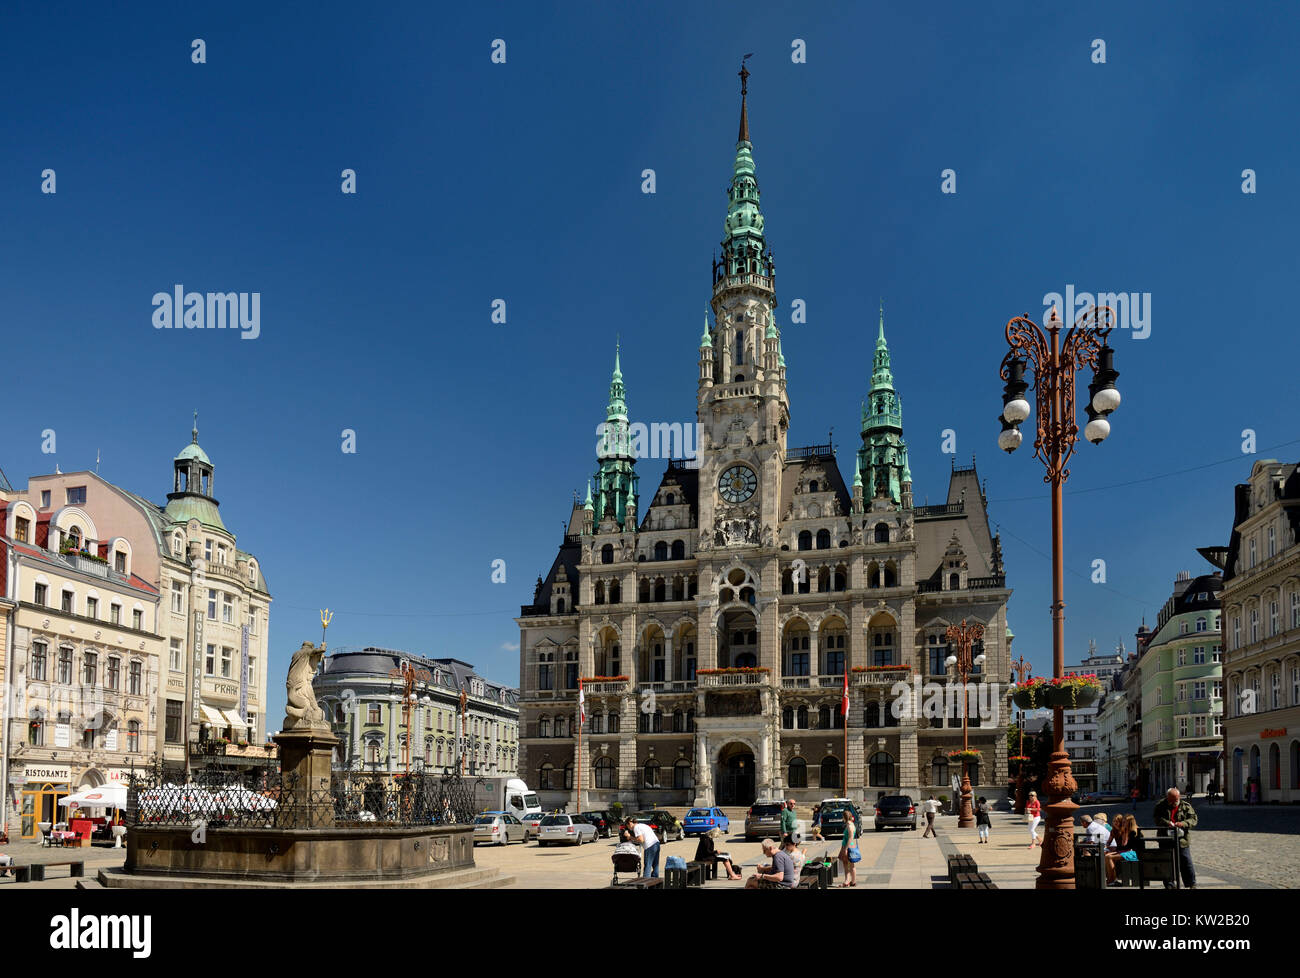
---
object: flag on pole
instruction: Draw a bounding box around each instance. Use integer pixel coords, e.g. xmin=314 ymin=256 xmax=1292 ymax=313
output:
xmin=578 ymin=680 xmax=586 ymax=723
xmin=841 ymin=670 xmax=849 ymax=715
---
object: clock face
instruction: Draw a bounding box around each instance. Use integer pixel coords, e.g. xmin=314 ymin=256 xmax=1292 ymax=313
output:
xmin=718 ymin=464 xmax=758 ymax=504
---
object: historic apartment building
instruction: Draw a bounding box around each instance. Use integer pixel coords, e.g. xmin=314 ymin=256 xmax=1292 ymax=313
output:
xmin=313 ymin=648 xmax=519 ymax=778
xmin=1062 ymin=642 xmax=1127 ymax=796
xmin=515 ymin=71 xmax=1012 ymax=810
xmin=2 ymin=423 xmax=272 ymax=801
xmin=1205 ymin=459 xmax=1300 ymax=802
xmin=1134 ymin=570 xmax=1225 ymax=798
xmin=1 ymin=494 xmax=163 ymax=838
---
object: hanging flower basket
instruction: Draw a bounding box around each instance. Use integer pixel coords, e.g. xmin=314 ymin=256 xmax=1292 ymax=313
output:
xmin=1008 ymin=755 xmax=1030 ymax=772
xmin=1011 ymin=678 xmax=1048 ymax=710
xmin=946 ymin=748 xmax=982 ymax=763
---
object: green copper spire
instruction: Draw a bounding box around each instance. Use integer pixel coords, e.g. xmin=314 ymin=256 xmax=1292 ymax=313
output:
xmin=700 ymin=313 xmax=712 ymax=349
xmin=583 ymin=480 xmax=593 ymax=511
xmin=852 ymin=452 xmax=862 ymax=489
xmin=594 ymin=343 xmax=638 ymax=530
xmin=857 ymin=303 xmax=910 ymax=506
xmin=720 ymin=57 xmax=769 ymax=279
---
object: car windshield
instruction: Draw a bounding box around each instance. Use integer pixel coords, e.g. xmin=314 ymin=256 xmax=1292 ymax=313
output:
xmin=880 ymin=796 xmax=912 ymax=806
xmin=751 ymin=804 xmax=782 ymax=816
xmin=474 ymin=815 xmax=498 ymax=825
xmin=686 ymin=809 xmax=711 ymax=817
xmin=540 ymin=815 xmax=568 ymax=826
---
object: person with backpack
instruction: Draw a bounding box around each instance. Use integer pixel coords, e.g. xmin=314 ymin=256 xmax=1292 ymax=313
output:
xmin=975 ymin=796 xmax=991 ymax=843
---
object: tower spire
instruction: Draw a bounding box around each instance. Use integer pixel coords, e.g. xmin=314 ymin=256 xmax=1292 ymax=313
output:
xmin=858 ymin=301 xmax=910 ymax=506
xmin=738 ymin=53 xmax=752 ymax=142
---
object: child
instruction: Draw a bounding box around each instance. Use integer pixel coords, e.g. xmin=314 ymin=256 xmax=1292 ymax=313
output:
xmin=975 ymin=796 xmax=991 ymax=843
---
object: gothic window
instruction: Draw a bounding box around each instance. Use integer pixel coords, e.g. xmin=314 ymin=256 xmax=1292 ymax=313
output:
xmin=673 ymin=760 xmax=692 ymax=789
xmin=601 ymin=544 xmax=614 ymax=564
xmin=932 ymin=756 xmax=949 ymax=787
xmin=788 ymin=757 xmax=808 ymax=788
xmin=609 ymin=582 xmax=621 ymax=603
xmin=594 ymin=581 xmax=605 ymax=604
xmin=783 ymin=706 xmax=794 ymax=728
xmin=654 ymin=541 xmax=668 ymax=561
xmin=798 ymin=531 xmax=812 ymax=551
xmin=671 ymin=539 xmax=685 ymax=560
xmin=818 ymin=705 xmax=831 ymax=729
xmin=538 ymin=763 xmax=555 ymax=789
xmin=654 ymin=578 xmax=666 ymax=602
xmin=864 ymin=702 xmax=880 ymax=727
xmin=883 ymin=563 xmax=897 ymax=587
xmin=735 ymin=331 xmax=744 ymax=366
xmin=816 ymin=529 xmax=831 ymax=550
xmin=644 ymin=760 xmax=661 ymax=788
xmin=639 ymin=580 xmax=651 ymax=603
xmin=833 ymin=566 xmax=847 ymax=591
xmin=874 ymin=523 xmax=889 ymax=543
xmin=796 ymin=705 xmax=809 ymax=729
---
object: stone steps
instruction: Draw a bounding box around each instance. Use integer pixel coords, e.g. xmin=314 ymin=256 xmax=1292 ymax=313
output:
xmin=95 ymin=865 xmax=514 ymax=890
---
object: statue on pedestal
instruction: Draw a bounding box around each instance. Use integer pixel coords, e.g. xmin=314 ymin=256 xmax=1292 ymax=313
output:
xmin=284 ymin=641 xmax=327 ymax=731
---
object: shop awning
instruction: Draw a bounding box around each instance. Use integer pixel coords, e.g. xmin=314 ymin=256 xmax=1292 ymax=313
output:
xmin=199 ymin=704 xmax=228 ymax=727
xmin=222 ymin=709 xmax=248 ymax=729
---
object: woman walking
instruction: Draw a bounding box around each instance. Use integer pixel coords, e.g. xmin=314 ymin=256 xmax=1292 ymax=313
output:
xmin=837 ymin=808 xmax=859 ymax=887
xmin=975 ymin=796 xmax=991 ymax=843
xmin=1026 ymin=791 xmax=1042 ymax=848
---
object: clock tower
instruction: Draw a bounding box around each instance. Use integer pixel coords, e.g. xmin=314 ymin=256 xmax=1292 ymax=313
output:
xmin=697 ymin=59 xmax=788 ymax=552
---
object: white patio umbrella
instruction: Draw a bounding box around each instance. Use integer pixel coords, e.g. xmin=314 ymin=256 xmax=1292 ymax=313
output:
xmin=214 ymin=786 xmax=278 ymax=812
xmin=59 ymin=784 xmax=129 ymax=811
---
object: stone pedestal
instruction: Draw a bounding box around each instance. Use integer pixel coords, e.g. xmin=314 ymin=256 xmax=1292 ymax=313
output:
xmin=274 ymin=726 xmax=339 ymax=828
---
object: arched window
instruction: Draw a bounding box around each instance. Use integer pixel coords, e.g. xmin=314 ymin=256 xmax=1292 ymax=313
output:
xmin=833 ymin=567 xmax=847 ymax=591
xmin=654 ymin=541 xmax=668 ymax=561
xmin=609 ymin=582 xmax=621 ymax=603
xmin=864 ymin=702 xmax=881 ymax=728
xmin=594 ymin=581 xmax=605 ymax=605
xmin=538 ymin=715 xmax=551 ymax=738
xmin=643 ymin=759 xmax=661 ymax=788
xmin=809 ymin=480 xmax=819 ymax=493
xmin=869 ymin=752 xmax=897 ymax=787
xmin=874 ymin=523 xmax=889 ymax=543
xmin=556 ymin=598 xmax=565 ymax=613
xmin=671 ymin=539 xmax=685 ymax=560
xmin=818 ymin=705 xmax=831 ymax=729
xmin=601 ymin=544 xmax=614 ymax=565
xmin=820 ymin=756 xmax=841 ymax=791
xmin=638 ymin=580 xmax=651 ymax=603
xmin=950 ymin=573 xmax=961 ymax=590
xmin=816 ymin=529 xmax=831 ymax=550
xmin=782 ymin=706 xmax=794 ymax=728
xmin=665 ymin=493 xmax=675 ymax=506
xmin=538 ymin=763 xmax=555 ymax=789
xmin=608 ymin=711 xmax=620 ymax=734
xmin=796 ymin=705 xmax=809 ymax=729
xmin=932 ymin=756 xmax=949 ymax=787
xmin=673 ymin=760 xmax=692 ymax=789
xmin=594 ymin=756 xmax=616 ymax=788
xmin=798 ymin=531 xmax=812 ymax=551
xmin=672 ymin=709 xmax=685 ymax=733
xmin=788 ymin=757 xmax=808 ymax=788
xmin=564 ymin=762 xmax=574 ymax=790
xmin=654 ymin=578 xmax=666 ymax=602
xmin=553 ymin=715 xmax=566 ymax=738
xmin=127 ymin=719 xmax=140 ymax=753
xmin=782 ymin=569 xmax=794 ymax=595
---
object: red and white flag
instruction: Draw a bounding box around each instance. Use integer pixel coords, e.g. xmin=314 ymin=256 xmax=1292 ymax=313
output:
xmin=841 ymin=671 xmax=849 ymax=716
xmin=578 ymin=681 xmax=586 ymax=723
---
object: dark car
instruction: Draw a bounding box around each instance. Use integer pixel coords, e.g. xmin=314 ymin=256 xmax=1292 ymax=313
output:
xmin=817 ymin=799 xmax=862 ymax=838
xmin=580 ymin=810 xmax=613 ymax=838
xmin=873 ymin=794 xmax=917 ymax=831
xmin=744 ymin=802 xmax=785 ymax=840
xmin=630 ymin=810 xmax=684 ymax=843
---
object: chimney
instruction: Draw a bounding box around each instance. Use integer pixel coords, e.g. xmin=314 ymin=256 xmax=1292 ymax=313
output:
xmin=1172 ymin=570 xmax=1192 ymax=597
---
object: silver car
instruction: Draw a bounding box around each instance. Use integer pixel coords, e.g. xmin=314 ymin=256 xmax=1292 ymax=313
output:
xmin=536 ymin=813 xmax=598 ymax=847
xmin=473 ymin=812 xmax=527 ymax=846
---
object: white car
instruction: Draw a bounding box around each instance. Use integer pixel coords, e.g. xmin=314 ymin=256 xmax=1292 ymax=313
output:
xmin=536 ymin=813 xmax=598 ymax=847
xmin=473 ymin=812 xmax=527 ymax=846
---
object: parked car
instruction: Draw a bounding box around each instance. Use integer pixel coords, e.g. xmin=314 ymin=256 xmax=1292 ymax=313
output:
xmin=817 ymin=798 xmax=862 ymax=838
xmin=580 ymin=810 xmax=613 ymax=838
xmin=682 ymin=807 xmax=730 ymax=836
xmin=522 ymin=811 xmax=547 ymax=840
xmin=629 ymin=810 xmax=685 ymax=843
xmin=473 ymin=811 xmax=527 ymax=845
xmin=744 ymin=801 xmax=785 ymax=840
xmin=873 ymin=795 xmax=917 ymax=831
xmin=537 ymin=813 xmax=598 ymax=847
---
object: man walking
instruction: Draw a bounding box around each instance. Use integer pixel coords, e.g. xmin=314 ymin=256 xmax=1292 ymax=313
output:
xmin=629 ymin=816 xmax=661 ymax=879
xmin=922 ymin=795 xmax=939 ymax=838
xmin=1153 ymin=788 xmax=1198 ymax=889
xmin=781 ymin=798 xmax=798 ymax=843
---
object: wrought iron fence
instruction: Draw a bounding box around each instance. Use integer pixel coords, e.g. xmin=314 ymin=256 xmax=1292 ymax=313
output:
xmin=125 ymin=759 xmax=483 ymax=830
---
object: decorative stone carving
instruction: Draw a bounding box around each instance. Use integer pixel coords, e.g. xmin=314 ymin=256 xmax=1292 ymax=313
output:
xmin=283 ymin=642 xmax=327 ymax=731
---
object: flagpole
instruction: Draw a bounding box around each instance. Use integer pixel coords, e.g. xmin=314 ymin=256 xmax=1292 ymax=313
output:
xmin=577 ymin=678 xmax=583 ymax=814
xmin=843 ymin=669 xmax=849 ymax=799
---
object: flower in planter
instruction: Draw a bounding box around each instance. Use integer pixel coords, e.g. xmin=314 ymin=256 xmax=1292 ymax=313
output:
xmin=851 ymin=664 xmax=913 ymax=672
xmin=946 ymin=748 xmax=983 ymax=761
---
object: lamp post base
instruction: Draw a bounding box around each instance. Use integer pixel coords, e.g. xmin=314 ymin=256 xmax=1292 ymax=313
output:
xmin=958 ymin=771 xmax=975 ymax=828
xmin=1035 ymin=748 xmax=1078 ymax=889
xmin=1014 ymin=770 xmax=1026 ymax=815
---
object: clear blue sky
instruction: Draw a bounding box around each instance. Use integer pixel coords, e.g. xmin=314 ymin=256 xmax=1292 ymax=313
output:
xmin=3 ymin=2 xmax=1296 ymax=725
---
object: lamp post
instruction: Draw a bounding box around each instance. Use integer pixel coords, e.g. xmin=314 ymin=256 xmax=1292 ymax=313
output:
xmin=997 ymin=304 xmax=1121 ymax=889
xmin=1011 ymin=654 xmax=1032 ymax=814
xmin=945 ymin=620 xmax=986 ymax=828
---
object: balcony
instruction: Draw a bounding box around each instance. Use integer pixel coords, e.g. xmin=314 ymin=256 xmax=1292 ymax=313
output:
xmin=639 ymin=680 xmax=695 ymax=694
xmin=779 ymin=674 xmax=844 ymax=690
xmin=582 ymin=679 xmax=630 ymax=695
xmin=697 ymin=670 xmax=769 ymax=688
xmin=853 ymin=668 xmax=914 ymax=686
xmin=714 ymin=381 xmax=759 ymax=400
xmin=204 ymin=560 xmax=250 ymax=584
xmin=914 ymin=502 xmax=965 ymax=519
xmin=713 ymin=271 xmax=774 ymax=296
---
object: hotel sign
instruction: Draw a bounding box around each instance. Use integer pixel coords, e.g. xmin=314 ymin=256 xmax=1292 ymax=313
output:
xmin=239 ymin=625 xmax=249 ymax=725
xmin=192 ymin=610 xmax=204 ymax=725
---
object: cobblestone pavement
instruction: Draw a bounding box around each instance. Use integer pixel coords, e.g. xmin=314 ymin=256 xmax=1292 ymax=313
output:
xmin=1073 ymin=798 xmax=1299 ymax=889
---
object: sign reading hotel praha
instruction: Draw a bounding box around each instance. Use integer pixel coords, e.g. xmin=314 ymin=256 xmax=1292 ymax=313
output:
xmin=192 ymin=610 xmax=204 ymax=725
xmin=1260 ymin=728 xmax=1288 ymax=739
xmin=24 ymin=765 xmax=71 ymax=782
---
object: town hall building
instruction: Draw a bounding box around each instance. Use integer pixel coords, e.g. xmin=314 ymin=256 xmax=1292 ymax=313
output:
xmin=516 ymin=68 xmax=1012 ymax=811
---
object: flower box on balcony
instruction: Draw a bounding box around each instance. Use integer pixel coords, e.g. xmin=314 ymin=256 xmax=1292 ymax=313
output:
xmin=696 ymin=667 xmax=770 ymax=675
xmin=851 ymin=664 xmax=913 ymax=673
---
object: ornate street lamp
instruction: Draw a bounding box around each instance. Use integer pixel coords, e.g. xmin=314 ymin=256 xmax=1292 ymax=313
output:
xmin=1011 ymin=654 xmax=1032 ymax=814
xmin=945 ymin=619 xmax=986 ymax=828
xmin=997 ymin=305 xmax=1120 ymax=889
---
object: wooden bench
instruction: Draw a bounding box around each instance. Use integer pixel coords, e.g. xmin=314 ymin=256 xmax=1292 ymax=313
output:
xmin=948 ymin=854 xmax=978 ymax=887
xmin=612 ymin=876 xmax=663 ymax=889
xmin=664 ymin=864 xmax=705 ymax=888
xmin=1133 ymin=838 xmax=1179 ymax=889
xmin=690 ymin=859 xmax=718 ymax=881
xmin=796 ymin=875 xmax=820 ymax=889
xmin=954 ymin=871 xmax=996 ymax=890
xmin=801 ymin=862 xmax=835 ymax=889
xmin=30 ymin=861 xmax=85 ymax=882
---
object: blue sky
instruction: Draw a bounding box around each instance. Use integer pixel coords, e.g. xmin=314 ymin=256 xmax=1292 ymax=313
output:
xmin=2 ymin=2 xmax=1296 ymax=725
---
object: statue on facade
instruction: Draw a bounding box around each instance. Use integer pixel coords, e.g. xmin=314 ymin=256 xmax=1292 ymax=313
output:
xmin=284 ymin=641 xmax=327 ymax=730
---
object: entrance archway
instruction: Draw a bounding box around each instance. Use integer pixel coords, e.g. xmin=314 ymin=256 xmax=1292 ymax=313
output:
xmin=717 ymin=741 xmax=756 ymax=806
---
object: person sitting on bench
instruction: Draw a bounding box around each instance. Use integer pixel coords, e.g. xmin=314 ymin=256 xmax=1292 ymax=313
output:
xmin=695 ymin=827 xmax=741 ymax=880
xmin=745 ymin=838 xmax=796 ymax=889
xmin=1105 ymin=814 xmax=1140 ymax=885
xmin=0 ymin=853 xmax=12 ymax=878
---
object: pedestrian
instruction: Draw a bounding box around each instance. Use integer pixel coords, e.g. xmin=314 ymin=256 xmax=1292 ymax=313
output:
xmin=1207 ymin=778 xmax=1218 ymax=805
xmin=1130 ymin=786 xmax=1139 ymax=812
xmin=922 ymin=795 xmax=939 ymax=838
xmin=1249 ymin=778 xmax=1259 ymax=805
xmin=1088 ymin=812 xmax=1111 ymax=846
xmin=781 ymin=798 xmax=798 ymax=842
xmin=0 ymin=852 xmax=11 ymax=878
xmin=694 ymin=827 xmax=741 ymax=880
xmin=1153 ymin=787 xmax=1198 ymax=888
xmin=810 ymin=803 xmax=822 ymax=841
xmin=975 ymin=796 xmax=991 ymax=843
xmin=1026 ymin=791 xmax=1042 ymax=848
xmin=629 ymin=815 xmax=661 ymax=879
xmin=837 ymin=809 xmax=858 ymax=887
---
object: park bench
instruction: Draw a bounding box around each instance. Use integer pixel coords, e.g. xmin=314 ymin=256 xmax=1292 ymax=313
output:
xmin=801 ymin=861 xmax=836 ymax=889
xmin=948 ymin=854 xmax=978 ymax=887
xmin=953 ymin=871 xmax=996 ymax=890
xmin=11 ymin=860 xmax=85 ymax=883
xmin=611 ymin=876 xmax=663 ymax=889
xmin=664 ymin=864 xmax=705 ymax=888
